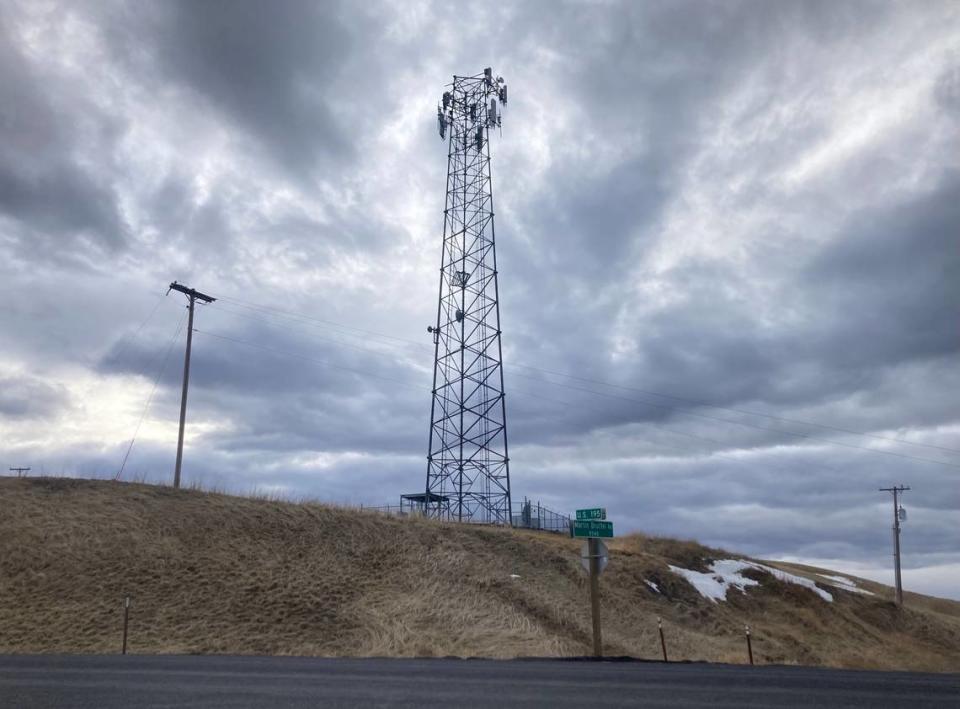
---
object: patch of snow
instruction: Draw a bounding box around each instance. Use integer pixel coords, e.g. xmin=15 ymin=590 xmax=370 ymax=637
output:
xmin=645 ymin=580 xmax=660 ymax=593
xmin=754 ymin=563 xmax=833 ymax=603
xmin=667 ymin=559 xmax=834 ymax=603
xmin=509 ymin=574 xmax=521 ymax=579
xmin=818 ymin=573 xmax=875 ymax=596
xmin=820 ymin=574 xmax=850 ymax=583
xmin=668 ymin=560 xmax=759 ymax=602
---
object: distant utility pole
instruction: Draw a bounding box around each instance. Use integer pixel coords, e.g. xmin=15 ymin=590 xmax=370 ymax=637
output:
xmin=9 ymin=467 xmax=30 ymax=477
xmin=168 ymin=281 xmax=215 ymax=489
xmin=879 ymin=485 xmax=910 ymax=607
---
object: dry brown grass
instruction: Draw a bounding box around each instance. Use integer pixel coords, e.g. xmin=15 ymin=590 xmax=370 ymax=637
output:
xmin=1 ymin=477 xmax=958 ymax=671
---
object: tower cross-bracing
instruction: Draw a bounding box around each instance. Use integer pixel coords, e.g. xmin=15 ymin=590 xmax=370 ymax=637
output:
xmin=424 ymin=68 xmax=511 ymax=523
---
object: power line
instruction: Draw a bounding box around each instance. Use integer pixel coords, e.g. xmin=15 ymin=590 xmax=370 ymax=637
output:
xmin=507 ymin=370 xmax=960 ymax=469
xmin=116 ymin=310 xmax=188 ymax=481
xmin=508 ymin=363 xmax=960 ymax=456
xmin=210 ymin=301 xmax=424 ymax=365
xmin=215 ymin=295 xmax=418 ymax=347
xmin=199 ymin=328 xmax=749 ymax=468
xmin=194 ymin=329 xmax=427 ymax=393
xmin=201 ymin=297 xmax=960 ymax=469
xmin=510 ymin=386 xmax=781 ymax=467
xmin=507 ymin=377 xmax=859 ymax=479
xmin=200 ymin=328 xmax=859 ymax=488
xmin=203 ymin=293 xmax=960 ymax=458
xmin=193 ymin=327 xmax=956 ymax=474
xmin=103 ymin=291 xmax=170 ymax=365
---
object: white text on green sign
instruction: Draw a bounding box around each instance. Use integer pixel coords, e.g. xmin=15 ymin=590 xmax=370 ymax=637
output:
xmin=573 ymin=520 xmax=613 ymax=538
xmin=576 ymin=508 xmax=606 ymax=521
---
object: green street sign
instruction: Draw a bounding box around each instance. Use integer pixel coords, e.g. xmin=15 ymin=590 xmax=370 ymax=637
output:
xmin=576 ymin=508 xmax=606 ymax=521
xmin=572 ymin=520 xmax=613 ymax=538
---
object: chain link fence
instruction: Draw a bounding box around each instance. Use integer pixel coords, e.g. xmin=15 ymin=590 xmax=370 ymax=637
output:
xmin=359 ymin=496 xmax=571 ymax=535
xmin=511 ymin=497 xmax=571 ymax=534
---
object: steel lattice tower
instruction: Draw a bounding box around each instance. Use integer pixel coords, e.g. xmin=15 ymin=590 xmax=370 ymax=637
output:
xmin=424 ymin=68 xmax=511 ymax=523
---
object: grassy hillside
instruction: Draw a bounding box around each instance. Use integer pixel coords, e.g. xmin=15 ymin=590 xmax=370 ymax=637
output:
xmin=1 ymin=477 xmax=958 ymax=671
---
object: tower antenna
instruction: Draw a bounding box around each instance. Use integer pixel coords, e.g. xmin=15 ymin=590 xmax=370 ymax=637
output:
xmin=423 ymin=68 xmax=511 ymax=523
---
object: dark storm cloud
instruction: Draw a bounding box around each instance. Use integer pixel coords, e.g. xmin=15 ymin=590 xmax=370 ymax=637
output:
xmin=99 ymin=0 xmax=362 ymax=178
xmin=493 ymin=1 xmax=950 ymax=426
xmin=578 ymin=170 xmax=960 ymax=442
xmin=0 ymin=0 xmax=402 ymax=290
xmin=627 ymin=266 xmax=786 ymax=404
xmin=802 ymin=172 xmax=960 ymax=369
xmin=0 ymin=14 xmax=127 ymax=263
xmin=499 ymin=0 xmax=888 ymax=280
xmin=491 ymin=0 xmax=832 ymax=400
xmin=520 ymin=157 xmax=666 ymax=278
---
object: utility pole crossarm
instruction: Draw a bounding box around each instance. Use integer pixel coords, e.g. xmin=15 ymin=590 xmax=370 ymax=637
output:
xmin=168 ymin=281 xmax=216 ymax=304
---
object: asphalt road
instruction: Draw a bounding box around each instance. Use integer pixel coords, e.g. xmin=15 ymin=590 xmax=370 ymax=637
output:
xmin=0 ymin=655 xmax=957 ymax=708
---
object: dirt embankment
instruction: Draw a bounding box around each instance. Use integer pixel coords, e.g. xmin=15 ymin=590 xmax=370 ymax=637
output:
xmin=1 ymin=477 xmax=958 ymax=671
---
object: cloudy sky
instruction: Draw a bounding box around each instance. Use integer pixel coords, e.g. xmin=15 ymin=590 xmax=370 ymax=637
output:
xmin=2 ymin=0 xmax=958 ymax=598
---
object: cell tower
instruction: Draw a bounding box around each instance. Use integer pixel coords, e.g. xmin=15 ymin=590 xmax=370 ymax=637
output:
xmin=424 ymin=68 xmax=511 ymax=523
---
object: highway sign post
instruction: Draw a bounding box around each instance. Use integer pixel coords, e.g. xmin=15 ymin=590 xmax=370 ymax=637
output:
xmin=574 ymin=508 xmax=614 ymax=658
xmin=658 ymin=616 xmax=669 ymax=662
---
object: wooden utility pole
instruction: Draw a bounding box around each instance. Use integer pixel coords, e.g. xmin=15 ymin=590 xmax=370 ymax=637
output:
xmin=588 ymin=537 xmax=603 ymax=657
xmin=879 ymin=485 xmax=910 ymax=607
xmin=168 ymin=282 xmax=215 ymax=488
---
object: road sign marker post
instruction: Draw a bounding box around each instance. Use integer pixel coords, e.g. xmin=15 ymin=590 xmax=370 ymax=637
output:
xmin=658 ymin=616 xmax=668 ymax=662
xmin=121 ymin=596 xmax=131 ymax=655
xmin=575 ymin=509 xmax=613 ymax=658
